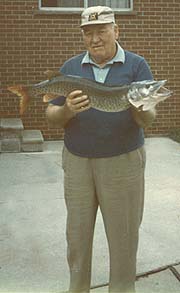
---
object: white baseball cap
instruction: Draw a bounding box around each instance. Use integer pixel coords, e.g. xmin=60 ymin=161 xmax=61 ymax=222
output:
xmin=80 ymin=6 xmax=115 ymax=27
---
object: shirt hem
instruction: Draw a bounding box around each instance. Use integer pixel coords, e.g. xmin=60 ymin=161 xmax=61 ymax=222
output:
xmin=64 ymin=141 xmax=144 ymax=159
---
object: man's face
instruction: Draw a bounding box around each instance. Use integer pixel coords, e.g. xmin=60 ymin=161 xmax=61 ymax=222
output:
xmin=82 ymin=23 xmax=119 ymax=66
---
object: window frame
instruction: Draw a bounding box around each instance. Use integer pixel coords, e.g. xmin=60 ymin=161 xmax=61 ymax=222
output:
xmin=39 ymin=0 xmax=133 ymax=13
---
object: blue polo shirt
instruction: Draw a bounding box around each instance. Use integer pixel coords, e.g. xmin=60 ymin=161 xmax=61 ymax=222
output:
xmin=51 ymin=46 xmax=153 ymax=158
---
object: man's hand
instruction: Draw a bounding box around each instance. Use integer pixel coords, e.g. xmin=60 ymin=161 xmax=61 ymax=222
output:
xmin=65 ymin=90 xmax=90 ymax=114
xmin=46 ymin=90 xmax=90 ymax=128
xmin=131 ymin=105 xmax=156 ymax=128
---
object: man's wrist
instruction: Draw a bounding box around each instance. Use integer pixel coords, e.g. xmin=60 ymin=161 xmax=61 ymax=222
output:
xmin=131 ymin=106 xmax=156 ymax=128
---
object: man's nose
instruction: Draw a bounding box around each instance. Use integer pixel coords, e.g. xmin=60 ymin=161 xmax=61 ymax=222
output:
xmin=91 ymin=32 xmax=101 ymax=42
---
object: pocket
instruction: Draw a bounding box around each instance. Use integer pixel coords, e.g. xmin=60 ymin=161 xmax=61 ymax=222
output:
xmin=62 ymin=145 xmax=67 ymax=171
xmin=136 ymin=146 xmax=146 ymax=169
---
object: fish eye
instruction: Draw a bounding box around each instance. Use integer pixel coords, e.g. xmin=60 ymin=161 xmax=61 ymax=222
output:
xmin=139 ymin=88 xmax=149 ymax=96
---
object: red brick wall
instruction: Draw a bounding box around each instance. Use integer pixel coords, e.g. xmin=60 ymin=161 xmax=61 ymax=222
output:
xmin=1 ymin=0 xmax=180 ymax=139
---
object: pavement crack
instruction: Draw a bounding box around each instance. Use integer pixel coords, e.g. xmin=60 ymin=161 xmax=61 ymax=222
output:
xmin=169 ymin=266 xmax=180 ymax=282
xmin=90 ymin=261 xmax=180 ymax=290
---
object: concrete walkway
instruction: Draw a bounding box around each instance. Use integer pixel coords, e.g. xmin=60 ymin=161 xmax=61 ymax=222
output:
xmin=0 ymin=137 xmax=179 ymax=293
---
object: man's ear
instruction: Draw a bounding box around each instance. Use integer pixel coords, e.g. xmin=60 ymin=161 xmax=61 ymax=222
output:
xmin=114 ymin=24 xmax=120 ymax=40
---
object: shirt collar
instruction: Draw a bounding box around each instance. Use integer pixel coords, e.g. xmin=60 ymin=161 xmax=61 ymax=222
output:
xmin=81 ymin=42 xmax=125 ymax=67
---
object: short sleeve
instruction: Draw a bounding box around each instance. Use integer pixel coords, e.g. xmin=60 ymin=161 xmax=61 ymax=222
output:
xmin=134 ymin=58 xmax=153 ymax=81
xmin=49 ymin=96 xmax=66 ymax=106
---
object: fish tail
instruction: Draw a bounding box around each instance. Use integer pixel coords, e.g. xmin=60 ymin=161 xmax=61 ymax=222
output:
xmin=7 ymin=85 xmax=31 ymax=115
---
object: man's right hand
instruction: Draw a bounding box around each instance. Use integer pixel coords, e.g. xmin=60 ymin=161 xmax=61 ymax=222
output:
xmin=46 ymin=90 xmax=90 ymax=128
xmin=65 ymin=90 xmax=90 ymax=114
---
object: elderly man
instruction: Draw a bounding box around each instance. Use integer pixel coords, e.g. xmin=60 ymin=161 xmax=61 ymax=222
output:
xmin=46 ymin=6 xmax=156 ymax=293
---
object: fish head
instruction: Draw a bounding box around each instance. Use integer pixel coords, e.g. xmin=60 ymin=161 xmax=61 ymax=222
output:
xmin=128 ymin=80 xmax=171 ymax=100
xmin=128 ymin=80 xmax=173 ymax=110
xmin=134 ymin=80 xmax=167 ymax=97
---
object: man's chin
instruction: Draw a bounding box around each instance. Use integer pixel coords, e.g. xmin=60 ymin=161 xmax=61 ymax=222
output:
xmin=90 ymin=52 xmax=106 ymax=63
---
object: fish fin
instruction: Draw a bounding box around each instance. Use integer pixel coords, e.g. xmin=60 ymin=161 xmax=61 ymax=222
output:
xmin=43 ymin=93 xmax=60 ymax=102
xmin=7 ymin=85 xmax=31 ymax=115
xmin=44 ymin=70 xmax=61 ymax=80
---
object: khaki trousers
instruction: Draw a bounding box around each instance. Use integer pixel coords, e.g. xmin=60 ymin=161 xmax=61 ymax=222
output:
xmin=62 ymin=146 xmax=146 ymax=293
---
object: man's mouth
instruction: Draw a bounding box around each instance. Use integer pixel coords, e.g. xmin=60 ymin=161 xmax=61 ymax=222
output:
xmin=92 ymin=45 xmax=103 ymax=50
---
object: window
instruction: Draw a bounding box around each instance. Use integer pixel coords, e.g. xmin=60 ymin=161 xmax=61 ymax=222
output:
xmin=39 ymin=0 xmax=133 ymax=12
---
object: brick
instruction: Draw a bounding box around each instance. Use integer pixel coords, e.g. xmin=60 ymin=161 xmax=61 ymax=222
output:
xmin=1 ymin=131 xmax=23 ymax=139
xmin=0 ymin=118 xmax=24 ymax=131
xmin=21 ymin=143 xmax=43 ymax=152
xmin=0 ymin=118 xmax=24 ymax=139
xmin=21 ymin=130 xmax=44 ymax=152
xmin=21 ymin=130 xmax=44 ymax=144
xmin=1 ymin=138 xmax=21 ymax=153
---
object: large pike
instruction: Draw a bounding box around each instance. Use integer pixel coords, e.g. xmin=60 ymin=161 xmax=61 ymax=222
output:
xmin=7 ymin=70 xmax=172 ymax=115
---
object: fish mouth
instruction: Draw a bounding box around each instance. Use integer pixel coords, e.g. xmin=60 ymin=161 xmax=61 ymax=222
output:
xmin=149 ymin=80 xmax=167 ymax=93
xmin=156 ymin=86 xmax=172 ymax=97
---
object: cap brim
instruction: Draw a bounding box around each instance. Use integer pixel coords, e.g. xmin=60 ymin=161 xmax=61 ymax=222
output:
xmin=80 ymin=20 xmax=114 ymax=27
